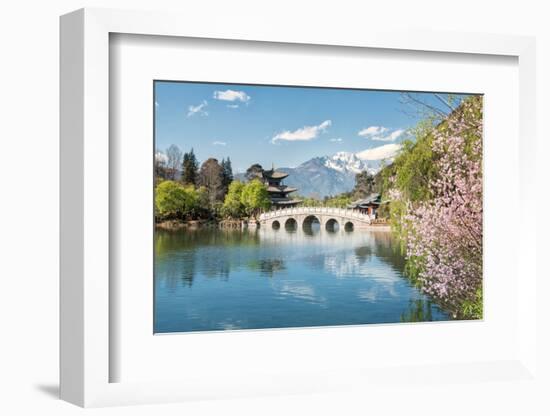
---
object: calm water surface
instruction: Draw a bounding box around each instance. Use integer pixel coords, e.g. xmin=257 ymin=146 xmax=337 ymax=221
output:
xmin=154 ymin=224 xmax=448 ymax=333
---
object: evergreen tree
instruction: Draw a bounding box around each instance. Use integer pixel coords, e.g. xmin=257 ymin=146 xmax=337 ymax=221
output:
xmin=221 ymin=157 xmax=234 ymax=193
xmin=181 ymin=148 xmax=199 ymax=185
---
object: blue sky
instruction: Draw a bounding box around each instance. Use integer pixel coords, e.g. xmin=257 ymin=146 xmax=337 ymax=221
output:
xmin=154 ymin=81 xmax=469 ymax=173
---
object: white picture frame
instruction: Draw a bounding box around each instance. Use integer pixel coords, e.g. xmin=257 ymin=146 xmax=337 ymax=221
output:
xmin=60 ymin=7 xmax=537 ymax=407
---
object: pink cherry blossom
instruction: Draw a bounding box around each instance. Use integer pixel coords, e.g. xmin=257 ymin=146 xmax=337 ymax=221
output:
xmin=389 ymin=98 xmax=483 ymax=317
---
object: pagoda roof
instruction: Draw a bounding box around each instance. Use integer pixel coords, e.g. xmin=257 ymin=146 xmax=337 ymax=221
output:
xmin=263 ymin=169 xmax=288 ymax=179
xmin=267 ymin=185 xmax=297 ymax=194
xmin=272 ymin=199 xmax=302 ymax=205
xmin=347 ymin=193 xmax=382 ymax=208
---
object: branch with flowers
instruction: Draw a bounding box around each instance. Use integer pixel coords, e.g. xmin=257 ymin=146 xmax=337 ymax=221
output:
xmin=383 ymin=96 xmax=483 ymax=319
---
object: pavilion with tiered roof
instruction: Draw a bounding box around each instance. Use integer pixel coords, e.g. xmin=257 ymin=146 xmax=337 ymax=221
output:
xmin=261 ymin=166 xmax=301 ymax=208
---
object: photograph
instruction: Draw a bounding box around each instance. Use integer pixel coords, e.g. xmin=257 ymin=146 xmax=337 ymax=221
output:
xmin=153 ymin=81 xmax=483 ymax=333
xmin=0 ymin=0 xmax=543 ymax=412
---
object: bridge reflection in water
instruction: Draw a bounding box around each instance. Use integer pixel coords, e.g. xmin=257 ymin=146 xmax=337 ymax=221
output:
xmin=259 ymin=206 xmax=373 ymax=232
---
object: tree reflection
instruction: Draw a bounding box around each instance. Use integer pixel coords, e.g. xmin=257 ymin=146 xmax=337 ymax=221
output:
xmin=157 ymin=228 xmax=325 ymax=282
xmin=247 ymin=258 xmax=286 ymax=277
xmin=155 ymin=226 xmax=447 ymax=323
xmin=155 ymin=227 xmax=261 ymax=255
xmin=156 ymin=227 xmax=409 ymax=286
xmin=370 ymin=231 xmax=407 ymax=271
xmin=400 ymin=299 xmax=435 ymax=322
xmin=354 ymin=246 xmax=373 ymax=263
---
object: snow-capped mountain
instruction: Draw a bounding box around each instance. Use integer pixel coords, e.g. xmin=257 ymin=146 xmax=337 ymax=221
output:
xmin=278 ymin=152 xmax=382 ymax=198
xmin=235 ymin=151 xmax=387 ymax=198
xmin=322 ymin=151 xmax=379 ymax=176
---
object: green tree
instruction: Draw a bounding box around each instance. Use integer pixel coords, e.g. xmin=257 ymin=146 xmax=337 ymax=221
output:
xmin=222 ymin=180 xmax=245 ymax=218
xmin=378 ymin=122 xmax=439 ymax=249
xmin=240 ymin=179 xmax=271 ymax=218
xmin=353 ymin=171 xmax=376 ymax=199
xmin=192 ymin=186 xmax=211 ymax=219
xmin=155 ymin=180 xmax=199 ymax=220
xmin=383 ymin=127 xmax=437 ymax=203
xmin=181 ymin=148 xmax=199 ymax=185
xmin=324 ymin=194 xmax=352 ymax=208
xmin=293 ymin=195 xmax=322 ymax=207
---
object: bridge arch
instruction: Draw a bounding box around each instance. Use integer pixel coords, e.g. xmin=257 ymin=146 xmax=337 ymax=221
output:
xmin=272 ymin=220 xmax=280 ymax=230
xmin=302 ymin=215 xmax=321 ymax=231
xmin=344 ymin=221 xmax=354 ymax=232
xmin=325 ymin=218 xmax=339 ymax=232
xmin=284 ymin=217 xmax=298 ymax=230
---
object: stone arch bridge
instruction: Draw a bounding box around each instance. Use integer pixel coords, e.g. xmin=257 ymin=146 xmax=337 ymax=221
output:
xmin=259 ymin=207 xmax=373 ymax=231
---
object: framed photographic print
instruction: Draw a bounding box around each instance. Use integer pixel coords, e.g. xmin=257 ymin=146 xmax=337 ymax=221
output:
xmin=152 ymin=81 xmax=481 ymax=334
xmin=60 ymin=8 xmax=538 ymax=408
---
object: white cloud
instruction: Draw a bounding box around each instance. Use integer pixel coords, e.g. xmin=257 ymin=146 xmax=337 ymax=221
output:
xmin=187 ymin=100 xmax=208 ymax=117
xmin=372 ymin=128 xmax=405 ymax=142
xmin=272 ymin=120 xmax=332 ymax=143
xmin=213 ymin=89 xmax=251 ymax=103
xmin=155 ymin=101 xmax=159 ymax=108
xmin=358 ymin=126 xmax=388 ymax=137
xmin=356 ymin=143 xmax=402 ymax=161
xmin=358 ymin=126 xmax=405 ymax=142
xmin=329 ymin=137 xmax=343 ymax=142
xmin=212 ymin=141 xmax=227 ymax=146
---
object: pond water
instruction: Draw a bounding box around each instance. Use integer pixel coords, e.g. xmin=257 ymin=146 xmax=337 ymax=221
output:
xmin=154 ymin=224 xmax=449 ymax=333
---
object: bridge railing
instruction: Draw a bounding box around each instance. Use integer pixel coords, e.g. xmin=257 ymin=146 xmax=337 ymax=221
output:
xmin=259 ymin=206 xmax=372 ymax=222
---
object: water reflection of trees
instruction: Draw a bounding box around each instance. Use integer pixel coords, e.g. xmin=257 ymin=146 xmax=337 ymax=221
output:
xmin=155 ymin=228 xmax=408 ymax=288
xmin=155 ymin=227 xmax=448 ymax=323
xmin=155 ymin=228 xmax=260 ymax=255
xmin=368 ymin=231 xmax=406 ymax=271
xmin=156 ymin=228 xmax=286 ymax=286
xmin=354 ymin=246 xmax=373 ymax=263
xmin=156 ymin=228 xmax=425 ymax=310
xmin=320 ymin=231 xmax=406 ymax=279
xmin=373 ymin=233 xmax=441 ymax=320
xmin=400 ymin=299 xmax=436 ymax=322
xmin=246 ymin=259 xmax=286 ymax=277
